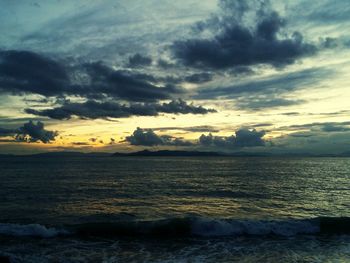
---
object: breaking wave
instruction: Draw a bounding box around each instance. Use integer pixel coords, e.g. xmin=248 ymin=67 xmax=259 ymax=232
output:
xmin=1 ymin=217 xmax=349 ymax=238
xmin=0 ymin=223 xmax=69 ymax=238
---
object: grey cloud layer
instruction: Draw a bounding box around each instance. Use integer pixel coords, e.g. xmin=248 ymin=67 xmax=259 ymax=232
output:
xmin=196 ymin=67 xmax=331 ymax=110
xmin=0 ymin=0 xmax=338 ymax=119
xmin=8 ymin=0 xmax=213 ymax=60
xmin=0 ymin=0 xmax=348 ymax=155
xmin=26 ymin=99 xmax=216 ymax=120
xmin=234 ymin=97 xmax=304 ymax=111
xmin=197 ymin=67 xmax=331 ymax=99
xmin=0 ymin=50 xmax=182 ymax=102
xmin=295 ymin=0 xmax=350 ymax=24
xmin=282 ymin=121 xmax=350 ymax=132
xmin=124 ymin=121 xmax=349 ymax=152
xmin=150 ymin=125 xmax=220 ymax=133
xmin=0 ymin=50 xmax=216 ymax=120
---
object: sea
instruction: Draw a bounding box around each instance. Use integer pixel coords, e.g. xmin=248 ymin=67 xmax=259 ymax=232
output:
xmin=0 ymin=156 xmax=349 ymax=262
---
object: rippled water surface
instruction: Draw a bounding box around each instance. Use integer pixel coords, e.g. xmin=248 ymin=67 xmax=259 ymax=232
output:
xmin=0 ymin=156 xmax=349 ymax=262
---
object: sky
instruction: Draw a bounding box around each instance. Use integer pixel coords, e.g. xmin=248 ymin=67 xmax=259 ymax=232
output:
xmin=0 ymin=0 xmax=350 ymax=154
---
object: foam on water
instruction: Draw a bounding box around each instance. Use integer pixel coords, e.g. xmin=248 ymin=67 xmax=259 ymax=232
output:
xmin=0 ymin=223 xmax=68 ymax=238
xmin=1 ymin=217 xmax=349 ymax=238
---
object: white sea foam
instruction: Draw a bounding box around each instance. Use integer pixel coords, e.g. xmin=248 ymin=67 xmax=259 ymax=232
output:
xmin=0 ymin=223 xmax=68 ymax=238
xmin=2 ymin=217 xmax=346 ymax=239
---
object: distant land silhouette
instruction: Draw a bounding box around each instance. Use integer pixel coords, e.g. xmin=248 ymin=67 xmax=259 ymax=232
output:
xmin=1 ymin=150 xmax=350 ymax=158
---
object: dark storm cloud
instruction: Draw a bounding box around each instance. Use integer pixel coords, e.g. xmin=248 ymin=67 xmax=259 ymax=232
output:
xmin=0 ymin=121 xmax=57 ymax=143
xmin=199 ymin=133 xmax=235 ymax=147
xmin=0 ymin=50 xmax=182 ymax=102
xmin=199 ymin=128 xmax=266 ymax=148
xmin=125 ymin=127 xmax=267 ymax=148
xmin=0 ymin=50 xmax=69 ymax=96
xmin=156 ymin=99 xmax=216 ymax=114
xmin=74 ymin=62 xmax=182 ymax=102
xmin=15 ymin=121 xmax=58 ymax=143
xmin=0 ymin=49 xmax=216 ymax=106
xmin=25 ymin=99 xmax=216 ymax=120
xmin=172 ymin=0 xmax=316 ymax=70
xmin=127 ymin=53 xmax=152 ymax=67
xmin=125 ymin=127 xmax=193 ymax=146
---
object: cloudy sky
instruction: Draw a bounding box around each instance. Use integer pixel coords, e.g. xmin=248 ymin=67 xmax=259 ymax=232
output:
xmin=0 ymin=0 xmax=350 ymax=154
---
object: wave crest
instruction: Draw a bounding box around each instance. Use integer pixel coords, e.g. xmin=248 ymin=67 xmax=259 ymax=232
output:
xmin=0 ymin=223 xmax=69 ymax=238
xmin=1 ymin=217 xmax=349 ymax=238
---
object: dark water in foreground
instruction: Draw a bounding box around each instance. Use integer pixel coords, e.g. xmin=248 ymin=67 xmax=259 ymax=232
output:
xmin=0 ymin=156 xmax=349 ymax=262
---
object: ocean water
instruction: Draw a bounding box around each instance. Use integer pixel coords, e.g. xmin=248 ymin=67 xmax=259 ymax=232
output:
xmin=0 ymin=156 xmax=349 ymax=262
